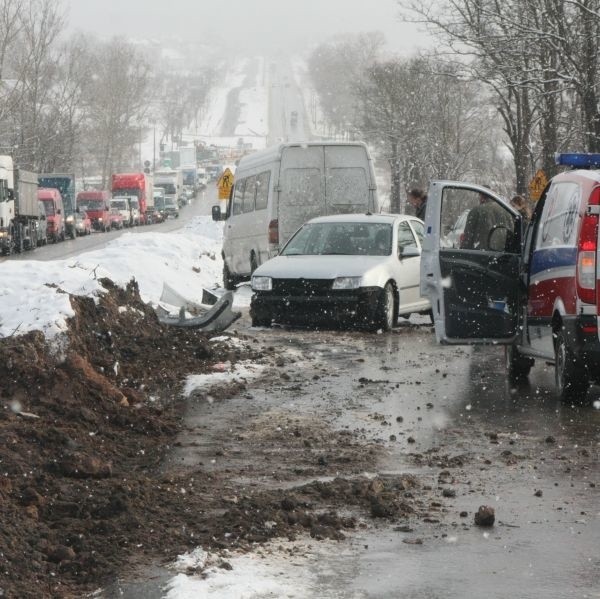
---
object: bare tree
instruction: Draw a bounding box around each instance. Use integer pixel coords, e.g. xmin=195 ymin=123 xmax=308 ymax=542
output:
xmin=399 ymin=0 xmax=600 ymax=190
xmin=357 ymin=57 xmax=495 ymax=211
xmin=84 ymin=38 xmax=152 ymax=185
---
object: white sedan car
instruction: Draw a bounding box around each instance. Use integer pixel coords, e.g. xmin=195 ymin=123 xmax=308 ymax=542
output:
xmin=250 ymin=213 xmax=431 ymax=330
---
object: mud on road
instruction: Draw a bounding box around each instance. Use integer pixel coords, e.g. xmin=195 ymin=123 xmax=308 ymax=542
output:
xmin=1 ymin=285 xmax=599 ymax=598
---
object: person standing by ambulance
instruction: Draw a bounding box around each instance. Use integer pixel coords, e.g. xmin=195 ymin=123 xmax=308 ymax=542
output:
xmin=407 ymin=188 xmax=427 ymax=220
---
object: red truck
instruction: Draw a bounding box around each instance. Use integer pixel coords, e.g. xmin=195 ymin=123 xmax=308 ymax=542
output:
xmin=76 ymin=190 xmax=111 ymax=232
xmin=38 ymin=188 xmax=65 ymax=242
xmin=111 ymin=173 xmax=154 ymax=224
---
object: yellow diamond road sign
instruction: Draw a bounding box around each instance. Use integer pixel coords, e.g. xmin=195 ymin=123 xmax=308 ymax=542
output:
xmin=217 ymin=168 xmax=234 ymax=200
xmin=528 ymin=169 xmax=548 ymax=201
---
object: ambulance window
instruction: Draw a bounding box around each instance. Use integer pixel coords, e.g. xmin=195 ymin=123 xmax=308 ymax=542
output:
xmin=440 ymin=188 xmax=514 ymax=252
xmin=536 ymin=182 xmax=580 ymax=249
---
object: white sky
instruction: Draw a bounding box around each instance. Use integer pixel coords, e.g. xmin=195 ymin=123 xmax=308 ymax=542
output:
xmin=64 ymin=0 xmax=430 ymax=55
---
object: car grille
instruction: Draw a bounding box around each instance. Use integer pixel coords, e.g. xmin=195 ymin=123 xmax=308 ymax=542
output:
xmin=271 ymin=278 xmax=333 ymax=296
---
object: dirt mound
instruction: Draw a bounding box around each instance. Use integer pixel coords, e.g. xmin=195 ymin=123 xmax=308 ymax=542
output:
xmin=0 ymin=280 xmax=257 ymax=599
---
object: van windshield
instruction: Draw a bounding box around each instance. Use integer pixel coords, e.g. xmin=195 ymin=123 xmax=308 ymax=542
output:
xmin=78 ymin=200 xmax=104 ymax=211
xmin=111 ymin=200 xmax=127 ymax=210
xmin=155 ymin=183 xmax=176 ymax=195
xmin=41 ymin=200 xmax=55 ymax=216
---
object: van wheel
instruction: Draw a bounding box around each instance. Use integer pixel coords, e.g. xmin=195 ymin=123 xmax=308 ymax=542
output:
xmin=554 ymin=329 xmax=589 ymax=402
xmin=373 ymin=283 xmax=396 ymax=332
xmin=223 ymin=262 xmax=236 ymax=291
xmin=505 ymin=345 xmax=534 ymax=382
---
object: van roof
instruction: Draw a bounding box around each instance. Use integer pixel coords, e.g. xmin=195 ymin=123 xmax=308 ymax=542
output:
xmin=236 ymin=141 xmax=370 ymax=170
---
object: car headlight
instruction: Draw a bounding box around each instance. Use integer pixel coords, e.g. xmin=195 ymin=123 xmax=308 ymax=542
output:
xmin=252 ymin=276 xmax=272 ymax=291
xmin=98 ymin=217 xmax=103 ymax=222
xmin=332 ymin=276 xmax=362 ymax=290
xmin=66 ymin=215 xmax=74 ymax=223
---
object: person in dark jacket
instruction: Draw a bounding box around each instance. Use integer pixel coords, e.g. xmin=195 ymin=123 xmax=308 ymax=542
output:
xmin=407 ymin=188 xmax=427 ymax=220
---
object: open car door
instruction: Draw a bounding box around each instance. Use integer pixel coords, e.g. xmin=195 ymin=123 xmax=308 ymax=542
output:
xmin=420 ymin=181 xmax=523 ymax=344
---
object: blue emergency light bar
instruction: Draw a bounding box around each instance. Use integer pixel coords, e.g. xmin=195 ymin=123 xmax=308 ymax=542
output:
xmin=555 ymin=152 xmax=600 ymax=168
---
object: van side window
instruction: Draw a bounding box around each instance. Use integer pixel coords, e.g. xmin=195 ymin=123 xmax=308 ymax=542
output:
xmin=255 ymin=171 xmax=270 ymax=210
xmin=535 ymin=182 xmax=580 ymax=249
xmin=232 ymin=179 xmax=245 ymax=215
xmin=243 ymin=176 xmax=256 ymax=213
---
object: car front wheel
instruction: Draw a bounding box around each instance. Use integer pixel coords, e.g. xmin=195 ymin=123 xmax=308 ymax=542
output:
xmin=373 ymin=283 xmax=395 ymax=332
xmin=554 ymin=329 xmax=589 ymax=402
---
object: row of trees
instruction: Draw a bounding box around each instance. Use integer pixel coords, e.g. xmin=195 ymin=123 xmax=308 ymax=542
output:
xmin=0 ymin=0 xmax=213 ymax=185
xmin=401 ymin=0 xmax=600 ymax=194
xmin=309 ymin=34 xmax=507 ymax=211
xmin=308 ymin=0 xmax=600 ymax=208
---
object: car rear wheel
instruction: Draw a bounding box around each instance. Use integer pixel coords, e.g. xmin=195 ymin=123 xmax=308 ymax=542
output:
xmin=554 ymin=329 xmax=589 ymax=402
xmin=374 ymin=283 xmax=396 ymax=332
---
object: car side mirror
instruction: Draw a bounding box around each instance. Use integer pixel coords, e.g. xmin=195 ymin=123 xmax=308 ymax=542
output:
xmin=212 ymin=205 xmax=225 ymax=221
xmin=399 ymin=245 xmax=420 ymax=258
xmin=57 ymin=208 xmax=61 ymax=215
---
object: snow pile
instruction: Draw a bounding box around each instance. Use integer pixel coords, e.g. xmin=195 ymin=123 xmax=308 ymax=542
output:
xmin=184 ymin=361 xmax=264 ymax=397
xmin=164 ymin=542 xmax=322 ymax=599
xmin=0 ymin=216 xmax=224 ymax=339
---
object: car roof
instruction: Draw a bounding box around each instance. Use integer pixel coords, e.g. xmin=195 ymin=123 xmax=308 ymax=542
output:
xmin=305 ymin=213 xmax=419 ymax=225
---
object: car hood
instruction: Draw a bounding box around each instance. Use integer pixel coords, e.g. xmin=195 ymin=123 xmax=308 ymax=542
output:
xmin=254 ymin=255 xmax=389 ymax=279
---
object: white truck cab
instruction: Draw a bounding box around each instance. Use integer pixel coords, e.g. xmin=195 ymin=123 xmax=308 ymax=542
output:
xmin=421 ymin=153 xmax=600 ymax=404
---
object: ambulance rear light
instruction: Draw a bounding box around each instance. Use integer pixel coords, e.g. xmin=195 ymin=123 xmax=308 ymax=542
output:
xmin=555 ymin=153 xmax=600 ymax=169
xmin=577 ymin=201 xmax=599 ymax=304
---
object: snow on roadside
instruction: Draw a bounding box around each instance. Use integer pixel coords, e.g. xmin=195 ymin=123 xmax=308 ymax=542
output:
xmin=184 ymin=361 xmax=264 ymax=397
xmin=0 ymin=216 xmax=224 ymax=339
xmin=164 ymin=541 xmax=331 ymax=599
xmin=196 ymin=59 xmax=248 ymax=138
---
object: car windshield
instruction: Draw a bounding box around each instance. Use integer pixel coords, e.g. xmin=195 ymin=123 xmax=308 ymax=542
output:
xmin=282 ymin=222 xmax=393 ymax=256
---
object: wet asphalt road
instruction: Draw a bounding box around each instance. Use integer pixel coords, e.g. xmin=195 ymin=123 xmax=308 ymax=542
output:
xmin=13 ymin=172 xmax=597 ymax=598
xmin=106 ymin=318 xmax=600 ymax=598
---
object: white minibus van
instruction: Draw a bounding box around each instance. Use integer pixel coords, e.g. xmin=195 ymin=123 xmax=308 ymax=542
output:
xmin=212 ymin=141 xmax=378 ymax=289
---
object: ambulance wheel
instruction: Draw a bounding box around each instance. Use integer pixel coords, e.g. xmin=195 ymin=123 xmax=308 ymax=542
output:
xmin=505 ymin=345 xmax=533 ymax=382
xmin=554 ymin=329 xmax=589 ymax=403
